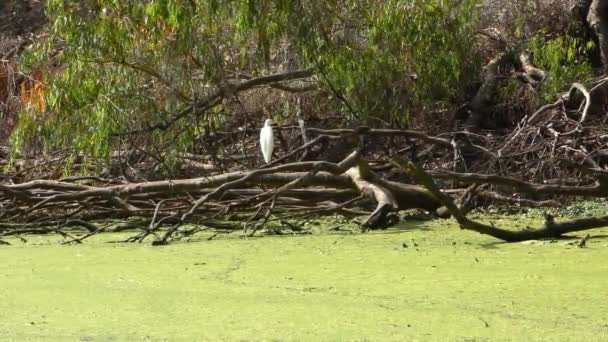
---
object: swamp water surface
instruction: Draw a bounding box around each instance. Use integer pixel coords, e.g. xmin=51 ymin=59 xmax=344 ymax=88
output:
xmin=1 ymin=217 xmax=608 ymax=341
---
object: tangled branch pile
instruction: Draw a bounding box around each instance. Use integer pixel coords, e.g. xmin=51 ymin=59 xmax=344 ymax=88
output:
xmin=3 ymin=76 xmax=608 ymax=244
xmin=3 ymin=0 xmax=608 ymax=244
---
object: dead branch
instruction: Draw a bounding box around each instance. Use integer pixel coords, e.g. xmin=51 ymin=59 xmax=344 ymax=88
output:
xmin=428 ymin=170 xmax=602 ymax=197
xmin=1 ymin=150 xmax=447 ymax=242
xmin=395 ymin=158 xmax=608 ymax=242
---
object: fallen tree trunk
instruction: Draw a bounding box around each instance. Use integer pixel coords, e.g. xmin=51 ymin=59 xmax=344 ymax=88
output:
xmin=0 ymin=151 xmax=445 ymax=243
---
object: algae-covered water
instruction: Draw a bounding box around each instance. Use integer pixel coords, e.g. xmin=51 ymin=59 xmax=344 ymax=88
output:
xmin=1 ymin=217 xmax=608 ymax=341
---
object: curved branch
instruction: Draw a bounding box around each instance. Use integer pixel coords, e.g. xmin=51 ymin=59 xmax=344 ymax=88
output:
xmin=428 ymin=170 xmax=602 ymax=197
xmin=394 ymin=158 xmax=608 ymax=242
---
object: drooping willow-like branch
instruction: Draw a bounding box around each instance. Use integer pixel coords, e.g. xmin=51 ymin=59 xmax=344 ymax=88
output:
xmin=121 ymin=69 xmax=315 ymax=135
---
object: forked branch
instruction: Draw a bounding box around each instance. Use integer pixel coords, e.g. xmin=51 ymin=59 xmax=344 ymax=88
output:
xmin=392 ymin=157 xmax=608 ymax=242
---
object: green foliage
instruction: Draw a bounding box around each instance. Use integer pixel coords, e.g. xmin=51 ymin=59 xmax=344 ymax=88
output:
xmin=529 ymin=35 xmax=594 ymax=102
xmin=12 ymin=0 xmax=481 ymax=168
xmin=560 ymin=199 xmax=608 ymax=217
xmin=524 ymin=199 xmax=608 ymax=218
xmin=476 ymin=199 xmax=608 ymax=219
xmin=313 ymin=0 xmax=481 ymax=125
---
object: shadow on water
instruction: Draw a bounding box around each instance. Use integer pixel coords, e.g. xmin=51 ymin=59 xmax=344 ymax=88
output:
xmin=370 ymin=221 xmax=434 ymax=236
xmin=479 ymin=241 xmax=505 ymax=249
xmin=478 ymin=232 xmax=608 ymax=249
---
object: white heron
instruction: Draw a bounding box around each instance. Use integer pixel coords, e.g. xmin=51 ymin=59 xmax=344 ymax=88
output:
xmin=260 ymin=119 xmax=274 ymax=163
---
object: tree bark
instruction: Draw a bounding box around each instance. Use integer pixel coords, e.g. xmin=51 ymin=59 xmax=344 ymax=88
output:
xmin=588 ymin=0 xmax=608 ymax=74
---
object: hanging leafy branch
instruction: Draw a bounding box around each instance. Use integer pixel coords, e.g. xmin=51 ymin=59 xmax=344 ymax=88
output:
xmin=11 ymin=0 xmax=481 ymax=173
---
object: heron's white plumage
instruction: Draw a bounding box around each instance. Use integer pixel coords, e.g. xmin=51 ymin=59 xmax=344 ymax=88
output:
xmin=260 ymin=119 xmax=274 ymax=163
